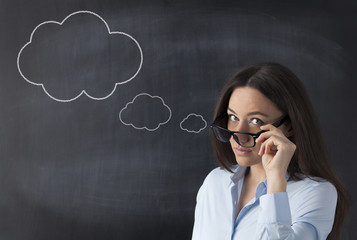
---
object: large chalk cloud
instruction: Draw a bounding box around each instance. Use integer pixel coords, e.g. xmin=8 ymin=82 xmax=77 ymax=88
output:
xmin=17 ymin=10 xmax=143 ymax=102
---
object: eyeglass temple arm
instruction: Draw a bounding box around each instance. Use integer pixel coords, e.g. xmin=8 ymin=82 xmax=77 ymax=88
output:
xmin=272 ymin=116 xmax=288 ymax=128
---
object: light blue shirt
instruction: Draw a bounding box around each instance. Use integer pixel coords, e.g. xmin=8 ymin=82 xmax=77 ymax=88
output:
xmin=192 ymin=166 xmax=337 ymax=240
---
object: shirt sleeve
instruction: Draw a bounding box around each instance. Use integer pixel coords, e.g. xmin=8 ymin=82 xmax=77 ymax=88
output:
xmin=255 ymin=181 xmax=337 ymax=240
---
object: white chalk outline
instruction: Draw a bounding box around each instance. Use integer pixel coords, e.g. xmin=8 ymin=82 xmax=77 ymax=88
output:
xmin=180 ymin=113 xmax=207 ymax=133
xmin=119 ymin=93 xmax=172 ymax=131
xmin=17 ymin=10 xmax=143 ymax=102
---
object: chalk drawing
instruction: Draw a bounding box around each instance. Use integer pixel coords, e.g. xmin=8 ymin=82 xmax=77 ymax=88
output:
xmin=17 ymin=10 xmax=143 ymax=102
xmin=119 ymin=93 xmax=172 ymax=131
xmin=180 ymin=113 xmax=207 ymax=133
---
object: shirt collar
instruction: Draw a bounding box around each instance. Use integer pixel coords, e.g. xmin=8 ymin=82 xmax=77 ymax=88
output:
xmin=229 ymin=165 xmax=247 ymax=184
xmin=229 ymin=165 xmax=291 ymax=185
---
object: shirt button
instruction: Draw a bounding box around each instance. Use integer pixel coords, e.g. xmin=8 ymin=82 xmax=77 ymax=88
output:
xmin=234 ymin=201 xmax=237 ymax=205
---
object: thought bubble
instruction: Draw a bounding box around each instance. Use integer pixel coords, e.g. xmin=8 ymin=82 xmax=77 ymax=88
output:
xmin=17 ymin=10 xmax=143 ymax=102
xmin=180 ymin=113 xmax=207 ymax=133
xmin=119 ymin=93 xmax=172 ymax=131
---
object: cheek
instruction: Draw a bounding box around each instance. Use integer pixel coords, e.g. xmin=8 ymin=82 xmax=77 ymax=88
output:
xmin=229 ymin=137 xmax=262 ymax=153
xmin=253 ymin=141 xmax=262 ymax=152
xmin=229 ymin=137 xmax=236 ymax=148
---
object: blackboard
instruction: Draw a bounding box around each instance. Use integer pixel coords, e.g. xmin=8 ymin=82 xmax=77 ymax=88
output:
xmin=0 ymin=0 xmax=356 ymax=239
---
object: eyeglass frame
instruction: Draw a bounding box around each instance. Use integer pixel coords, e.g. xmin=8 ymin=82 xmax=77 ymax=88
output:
xmin=210 ymin=116 xmax=289 ymax=148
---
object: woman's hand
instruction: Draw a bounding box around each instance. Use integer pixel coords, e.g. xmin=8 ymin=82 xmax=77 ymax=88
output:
xmin=256 ymin=124 xmax=296 ymax=193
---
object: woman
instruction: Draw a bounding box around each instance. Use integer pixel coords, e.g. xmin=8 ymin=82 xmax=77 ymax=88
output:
xmin=192 ymin=63 xmax=350 ymax=240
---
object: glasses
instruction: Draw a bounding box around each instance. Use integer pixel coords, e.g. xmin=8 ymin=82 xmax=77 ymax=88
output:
xmin=210 ymin=116 xmax=288 ymax=148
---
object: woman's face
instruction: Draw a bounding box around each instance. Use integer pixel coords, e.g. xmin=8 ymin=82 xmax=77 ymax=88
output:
xmin=227 ymin=87 xmax=287 ymax=167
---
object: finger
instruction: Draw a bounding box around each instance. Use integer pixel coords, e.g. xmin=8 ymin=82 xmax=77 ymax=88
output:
xmin=258 ymin=142 xmax=265 ymax=156
xmin=259 ymin=140 xmax=274 ymax=156
xmin=264 ymin=138 xmax=279 ymax=155
xmin=260 ymin=124 xmax=285 ymax=134
xmin=259 ymin=124 xmax=276 ymax=131
xmin=256 ymin=127 xmax=285 ymax=143
xmin=260 ymin=136 xmax=282 ymax=155
xmin=259 ymin=137 xmax=277 ymax=155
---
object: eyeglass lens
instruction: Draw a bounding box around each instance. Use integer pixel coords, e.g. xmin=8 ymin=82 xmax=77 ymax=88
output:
xmin=212 ymin=126 xmax=256 ymax=148
xmin=211 ymin=116 xmax=288 ymax=148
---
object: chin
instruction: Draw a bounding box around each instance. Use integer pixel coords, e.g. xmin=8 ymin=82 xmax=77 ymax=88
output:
xmin=234 ymin=155 xmax=261 ymax=167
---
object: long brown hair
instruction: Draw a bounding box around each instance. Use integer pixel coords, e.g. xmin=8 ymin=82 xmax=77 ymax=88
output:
xmin=211 ymin=62 xmax=350 ymax=239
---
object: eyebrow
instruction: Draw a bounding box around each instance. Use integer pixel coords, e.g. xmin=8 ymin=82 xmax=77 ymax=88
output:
xmin=227 ymin=107 xmax=269 ymax=117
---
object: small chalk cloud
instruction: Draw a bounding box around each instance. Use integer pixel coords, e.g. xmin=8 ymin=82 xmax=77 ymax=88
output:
xmin=119 ymin=93 xmax=172 ymax=131
xmin=180 ymin=113 xmax=207 ymax=133
xmin=17 ymin=10 xmax=143 ymax=102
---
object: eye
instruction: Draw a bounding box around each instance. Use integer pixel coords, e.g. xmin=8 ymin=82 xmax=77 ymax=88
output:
xmin=251 ymin=118 xmax=264 ymax=125
xmin=228 ymin=114 xmax=239 ymax=122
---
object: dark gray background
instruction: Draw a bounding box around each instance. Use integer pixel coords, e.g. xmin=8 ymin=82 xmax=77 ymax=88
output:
xmin=0 ymin=0 xmax=356 ymax=239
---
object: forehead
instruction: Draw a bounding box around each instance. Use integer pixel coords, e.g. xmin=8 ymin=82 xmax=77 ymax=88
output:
xmin=228 ymin=87 xmax=282 ymax=116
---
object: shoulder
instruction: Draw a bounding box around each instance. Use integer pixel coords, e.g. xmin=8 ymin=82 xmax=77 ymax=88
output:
xmin=203 ymin=167 xmax=232 ymax=185
xmin=288 ymin=176 xmax=338 ymax=218
xmin=196 ymin=167 xmax=232 ymax=199
xmin=288 ymin=175 xmax=337 ymax=198
xmin=287 ymin=176 xmax=338 ymax=238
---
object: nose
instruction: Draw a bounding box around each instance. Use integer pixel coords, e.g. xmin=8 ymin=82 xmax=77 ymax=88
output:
xmin=229 ymin=120 xmax=250 ymax=132
xmin=229 ymin=121 xmax=252 ymax=146
xmin=235 ymin=133 xmax=254 ymax=147
xmin=237 ymin=133 xmax=250 ymax=143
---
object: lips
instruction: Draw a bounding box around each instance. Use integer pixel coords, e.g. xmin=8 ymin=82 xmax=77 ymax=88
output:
xmin=233 ymin=147 xmax=252 ymax=156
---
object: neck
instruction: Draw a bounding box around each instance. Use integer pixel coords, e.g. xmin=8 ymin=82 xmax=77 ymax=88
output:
xmin=246 ymin=163 xmax=266 ymax=183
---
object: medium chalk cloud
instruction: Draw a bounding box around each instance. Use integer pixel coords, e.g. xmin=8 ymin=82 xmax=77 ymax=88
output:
xmin=119 ymin=93 xmax=172 ymax=131
xmin=180 ymin=113 xmax=207 ymax=133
